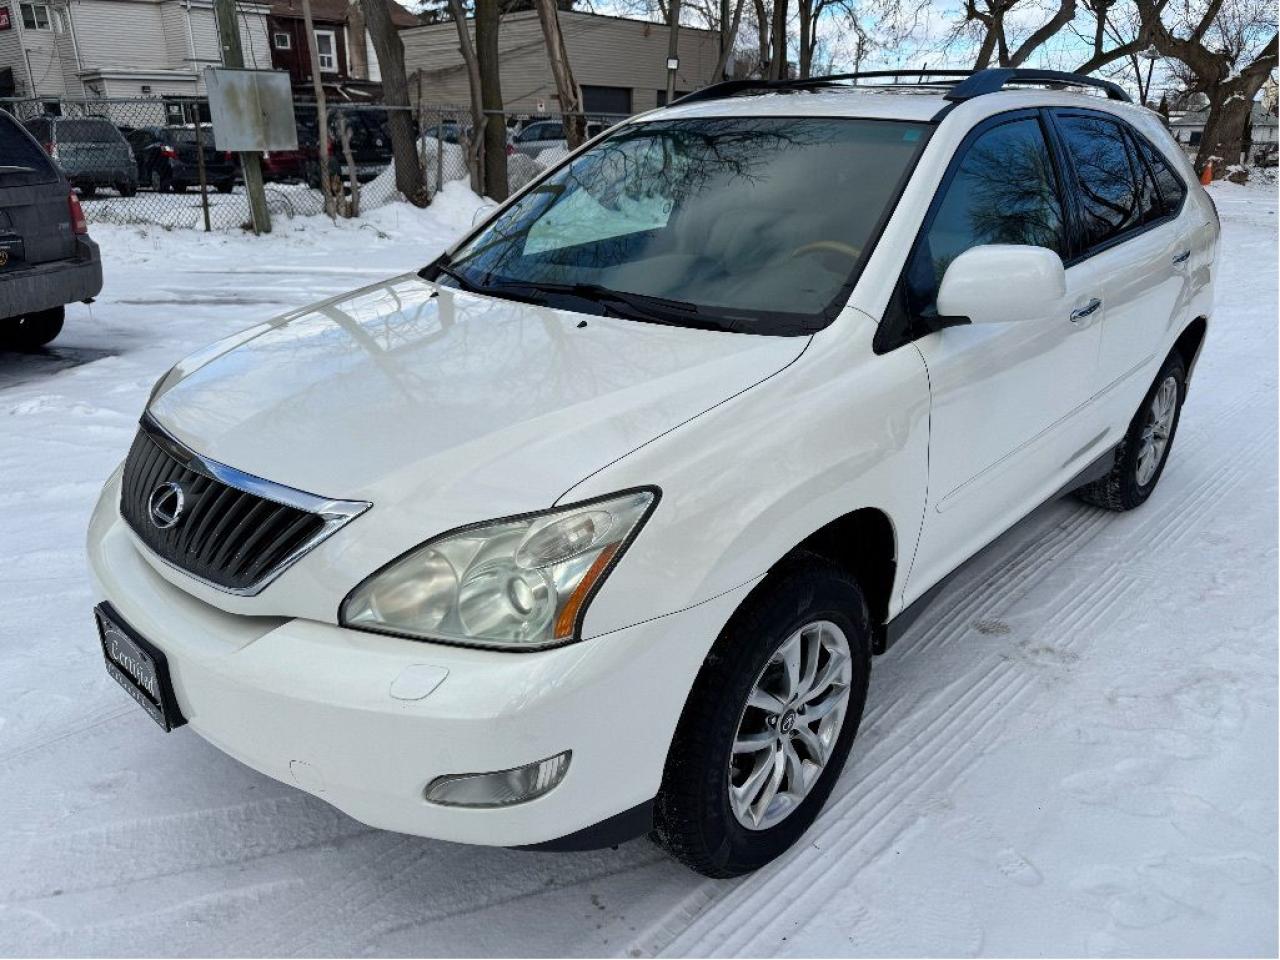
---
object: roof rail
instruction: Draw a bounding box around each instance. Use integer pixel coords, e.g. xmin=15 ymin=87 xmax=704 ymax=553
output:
xmin=670 ymin=67 xmax=1131 ymax=108
xmin=945 ymin=68 xmax=1131 ymax=102
xmin=671 ymin=70 xmax=975 ymax=106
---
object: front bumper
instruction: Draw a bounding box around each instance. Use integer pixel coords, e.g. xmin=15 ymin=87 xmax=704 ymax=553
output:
xmin=0 ymin=237 xmax=102 ymax=321
xmin=86 ymin=468 xmax=749 ymax=847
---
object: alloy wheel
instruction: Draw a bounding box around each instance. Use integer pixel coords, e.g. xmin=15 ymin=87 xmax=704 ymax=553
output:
xmin=728 ymin=620 xmax=853 ymax=830
xmin=1136 ymin=375 xmax=1178 ymax=486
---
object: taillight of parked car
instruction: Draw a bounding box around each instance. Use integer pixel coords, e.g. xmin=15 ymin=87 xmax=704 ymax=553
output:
xmin=160 ymin=146 xmax=178 ymax=159
xmin=67 ymin=192 xmax=88 ymax=235
xmin=42 ymin=141 xmax=57 ymax=158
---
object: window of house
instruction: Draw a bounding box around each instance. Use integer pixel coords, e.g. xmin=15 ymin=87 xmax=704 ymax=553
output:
xmin=314 ymin=29 xmax=337 ymax=73
xmin=1057 ymin=114 xmax=1142 ymax=251
xmin=903 ymin=117 xmax=1065 ymax=317
xmin=273 ymin=31 xmax=291 ymax=50
xmin=20 ymin=2 xmax=52 ymax=30
xmin=1188 ymin=130 xmax=1202 ymax=146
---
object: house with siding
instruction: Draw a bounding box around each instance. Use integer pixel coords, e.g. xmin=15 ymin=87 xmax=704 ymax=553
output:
xmin=401 ymin=9 xmax=722 ymax=116
xmin=268 ymin=0 xmax=416 ymax=100
xmin=0 ymin=0 xmax=270 ymax=102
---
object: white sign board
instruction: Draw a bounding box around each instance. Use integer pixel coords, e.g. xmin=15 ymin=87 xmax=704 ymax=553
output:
xmin=204 ymin=67 xmax=297 ymax=152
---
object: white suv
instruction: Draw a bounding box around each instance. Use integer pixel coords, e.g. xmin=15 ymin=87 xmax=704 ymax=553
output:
xmin=87 ymin=68 xmax=1217 ymax=877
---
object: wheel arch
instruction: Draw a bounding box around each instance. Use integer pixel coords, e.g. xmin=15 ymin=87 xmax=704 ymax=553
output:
xmin=1173 ymin=316 xmax=1209 ymax=387
xmin=777 ymin=506 xmax=898 ymax=654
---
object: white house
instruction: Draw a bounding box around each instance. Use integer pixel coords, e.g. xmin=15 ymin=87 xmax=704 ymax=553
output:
xmin=0 ymin=0 xmax=271 ymax=101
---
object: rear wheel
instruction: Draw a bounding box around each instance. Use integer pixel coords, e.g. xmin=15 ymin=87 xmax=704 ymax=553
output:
xmin=116 ymin=181 xmax=138 ymax=197
xmin=652 ymin=554 xmax=872 ymax=877
xmin=2 ymin=306 xmax=64 ymax=350
xmin=215 ymin=180 xmax=234 ymax=194
xmin=1076 ymin=353 xmax=1186 ymax=511
xmin=78 ymin=184 xmax=96 ymax=199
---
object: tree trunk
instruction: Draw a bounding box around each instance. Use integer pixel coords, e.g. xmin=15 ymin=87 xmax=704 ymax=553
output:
xmin=446 ymin=0 xmax=486 ymax=194
xmin=361 ymin=0 xmax=427 ymax=205
xmin=534 ymin=0 xmax=586 ymax=147
xmin=1196 ymin=83 xmax=1256 ymax=173
xmin=713 ymin=0 xmax=746 ymax=79
xmin=796 ymin=0 xmax=811 ymax=78
xmin=767 ymin=0 xmax=787 ymax=79
xmin=476 ymin=0 xmax=508 ymax=200
xmin=347 ymin=3 xmax=369 ymax=80
xmin=301 ymin=0 xmax=336 ymax=219
xmin=753 ymin=0 xmax=770 ymax=76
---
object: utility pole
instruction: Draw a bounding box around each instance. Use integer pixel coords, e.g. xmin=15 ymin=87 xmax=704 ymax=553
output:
xmin=665 ymin=0 xmax=681 ymax=104
xmin=212 ymin=0 xmax=272 ymax=233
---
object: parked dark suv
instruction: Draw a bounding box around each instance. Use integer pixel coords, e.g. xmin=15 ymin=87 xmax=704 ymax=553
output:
xmin=125 ymin=126 xmax=238 ymax=194
xmin=23 ymin=115 xmax=138 ymax=197
xmin=1 ymin=110 xmax=103 ymax=349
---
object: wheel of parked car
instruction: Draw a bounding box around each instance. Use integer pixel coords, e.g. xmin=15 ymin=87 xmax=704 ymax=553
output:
xmin=78 ymin=184 xmax=96 ymax=199
xmin=216 ymin=181 xmax=234 ymax=194
xmin=2 ymin=306 xmax=65 ymax=351
xmin=116 ymin=181 xmax=138 ymax=198
xmin=1076 ymin=353 xmax=1187 ymax=511
xmin=172 ymin=181 xmax=187 ymax=193
xmin=652 ymin=553 xmax=872 ymax=877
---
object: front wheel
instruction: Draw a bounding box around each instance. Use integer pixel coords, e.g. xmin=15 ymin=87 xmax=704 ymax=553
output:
xmin=2 ymin=306 xmax=64 ymax=350
xmin=652 ymin=554 xmax=872 ymax=877
xmin=1077 ymin=353 xmax=1186 ymax=511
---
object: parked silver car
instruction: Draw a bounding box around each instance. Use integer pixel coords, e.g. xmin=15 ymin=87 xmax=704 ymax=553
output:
xmin=510 ymin=119 xmax=609 ymax=157
xmin=22 ymin=116 xmax=138 ymax=198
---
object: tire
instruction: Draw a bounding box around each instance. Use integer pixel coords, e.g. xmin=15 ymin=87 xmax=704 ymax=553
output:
xmin=79 ymin=184 xmax=96 ymax=199
xmin=652 ymin=553 xmax=872 ymax=877
xmin=172 ymin=181 xmax=188 ymax=193
xmin=215 ymin=180 xmax=234 ymax=194
xmin=1076 ymin=352 xmax=1187 ymax=511
xmin=116 ymin=181 xmax=138 ymax=198
xmin=2 ymin=306 xmax=65 ymax=350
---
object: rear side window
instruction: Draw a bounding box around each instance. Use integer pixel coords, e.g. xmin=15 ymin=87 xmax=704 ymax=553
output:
xmin=1057 ymin=114 xmax=1142 ymax=250
xmin=903 ymin=117 xmax=1065 ymax=316
xmin=55 ymin=119 xmax=123 ymax=143
xmin=1 ymin=112 xmax=57 ymax=183
xmin=1134 ymin=134 xmax=1187 ymax=217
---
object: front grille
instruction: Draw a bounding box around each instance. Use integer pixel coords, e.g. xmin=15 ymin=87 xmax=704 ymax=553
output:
xmin=119 ymin=420 xmax=367 ymax=594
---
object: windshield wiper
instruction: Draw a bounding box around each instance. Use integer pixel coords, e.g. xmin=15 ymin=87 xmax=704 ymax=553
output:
xmin=491 ymin=280 xmax=734 ymax=332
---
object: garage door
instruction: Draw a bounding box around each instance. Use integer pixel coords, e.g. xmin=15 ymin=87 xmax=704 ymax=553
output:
xmin=582 ymin=85 xmax=633 ymax=116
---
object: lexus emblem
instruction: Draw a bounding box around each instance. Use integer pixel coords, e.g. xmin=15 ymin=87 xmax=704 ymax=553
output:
xmin=147 ymin=481 xmax=186 ymax=529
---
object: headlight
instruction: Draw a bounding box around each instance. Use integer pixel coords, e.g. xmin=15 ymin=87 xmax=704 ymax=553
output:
xmin=340 ymin=488 xmax=657 ymax=650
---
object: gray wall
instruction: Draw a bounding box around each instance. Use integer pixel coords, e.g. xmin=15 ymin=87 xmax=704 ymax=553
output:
xmin=403 ymin=10 xmax=721 ymax=115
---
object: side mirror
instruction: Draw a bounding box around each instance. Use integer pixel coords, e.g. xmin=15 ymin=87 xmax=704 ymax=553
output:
xmin=936 ymin=244 xmax=1066 ymax=325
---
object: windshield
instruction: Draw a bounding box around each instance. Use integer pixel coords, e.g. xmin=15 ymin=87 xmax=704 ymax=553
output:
xmin=441 ymin=116 xmax=929 ymax=334
xmin=56 ymin=119 xmax=122 ymax=143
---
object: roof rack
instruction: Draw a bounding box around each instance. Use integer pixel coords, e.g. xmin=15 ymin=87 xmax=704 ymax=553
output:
xmin=671 ymin=67 xmax=1131 ymax=107
xmin=945 ymin=68 xmax=1130 ymax=102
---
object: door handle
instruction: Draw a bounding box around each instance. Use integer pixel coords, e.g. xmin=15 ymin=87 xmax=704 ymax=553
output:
xmin=1070 ymin=298 xmax=1102 ymax=322
xmin=1172 ymin=249 xmax=1191 ymax=264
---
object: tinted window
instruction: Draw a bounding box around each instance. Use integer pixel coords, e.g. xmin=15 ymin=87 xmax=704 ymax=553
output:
xmin=1 ymin=112 xmax=57 ymax=183
xmin=446 ymin=117 xmax=929 ymax=333
xmin=56 ymin=119 xmax=123 ymax=143
xmin=1058 ymin=114 xmax=1142 ymax=250
xmin=904 ymin=117 xmax=1065 ymax=316
xmin=1134 ymin=134 xmax=1187 ymax=217
xmin=1127 ymin=132 xmax=1162 ymax=223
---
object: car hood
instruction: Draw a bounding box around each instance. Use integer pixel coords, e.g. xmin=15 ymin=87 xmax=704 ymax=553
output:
xmin=149 ymin=274 xmax=806 ymax=529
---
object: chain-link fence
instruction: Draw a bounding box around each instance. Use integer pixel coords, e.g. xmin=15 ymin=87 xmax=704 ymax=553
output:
xmin=0 ymin=95 xmax=628 ymax=231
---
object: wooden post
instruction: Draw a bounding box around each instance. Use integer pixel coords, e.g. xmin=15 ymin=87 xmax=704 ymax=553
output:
xmin=191 ymin=102 xmax=212 ymax=233
xmin=665 ymin=0 xmax=681 ymax=103
xmin=212 ymin=0 xmax=271 ymax=233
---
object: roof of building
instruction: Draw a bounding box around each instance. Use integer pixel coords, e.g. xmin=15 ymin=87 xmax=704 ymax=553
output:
xmin=403 ymin=7 xmax=719 ymax=36
xmin=1170 ymin=103 xmax=1278 ymax=128
xmin=271 ymin=0 xmax=417 ymax=28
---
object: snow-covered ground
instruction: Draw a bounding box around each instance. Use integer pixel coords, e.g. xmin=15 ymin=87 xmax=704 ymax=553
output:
xmin=0 ymin=180 xmax=1275 ymax=958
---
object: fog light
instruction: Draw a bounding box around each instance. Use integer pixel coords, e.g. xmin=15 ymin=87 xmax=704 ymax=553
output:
xmin=424 ymin=751 xmax=570 ymax=808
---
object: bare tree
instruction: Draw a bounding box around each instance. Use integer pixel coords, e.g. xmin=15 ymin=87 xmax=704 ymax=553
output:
xmin=476 ymin=0 xmax=509 ymax=199
xmin=767 ymin=0 xmax=788 ymax=77
xmin=1137 ymin=0 xmax=1277 ymax=174
xmin=535 ymin=0 xmax=587 ymax=145
xmin=360 ymin=0 xmax=427 ymax=205
xmin=301 ymin=0 xmax=337 ymax=218
xmin=961 ymin=0 xmax=1081 ymax=68
xmin=445 ymin=0 xmax=487 ymax=193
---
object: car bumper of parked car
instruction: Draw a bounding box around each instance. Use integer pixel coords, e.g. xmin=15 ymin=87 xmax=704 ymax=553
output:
xmin=0 ymin=237 xmax=102 ymax=321
xmin=86 ymin=467 xmax=750 ymax=849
